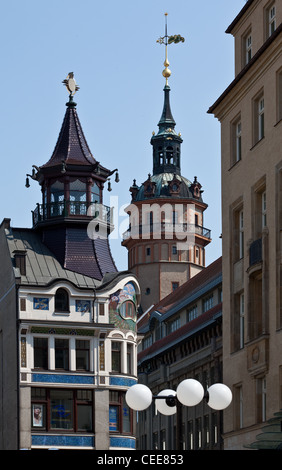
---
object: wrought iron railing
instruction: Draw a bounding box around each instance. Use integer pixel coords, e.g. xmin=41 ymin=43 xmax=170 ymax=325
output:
xmin=122 ymin=223 xmax=211 ymax=241
xmin=32 ymin=201 xmax=111 ymax=226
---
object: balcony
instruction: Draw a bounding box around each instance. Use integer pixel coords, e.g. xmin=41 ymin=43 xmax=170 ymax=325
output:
xmin=122 ymin=222 xmax=211 ymax=242
xmin=32 ymin=201 xmax=112 ymax=227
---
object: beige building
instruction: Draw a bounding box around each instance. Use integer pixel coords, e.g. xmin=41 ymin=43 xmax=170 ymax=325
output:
xmin=209 ymin=0 xmax=282 ymax=449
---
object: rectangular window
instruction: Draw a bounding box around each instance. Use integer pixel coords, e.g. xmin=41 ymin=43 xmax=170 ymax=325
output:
xmin=262 ymin=190 xmax=267 ymax=228
xmin=244 ymin=32 xmax=252 ymax=65
xmin=31 ymin=388 xmax=93 ymax=432
xmin=167 ymin=316 xmax=180 ymax=334
xmin=203 ymin=294 xmax=213 ymax=312
xmin=76 ymin=340 xmax=90 ymax=371
xmin=34 ymin=337 xmax=48 ymax=370
xmin=187 ymin=305 xmax=198 ymax=322
xmin=240 ymin=293 xmax=245 ymax=349
xmin=127 ymin=343 xmax=133 ymax=375
xmin=109 ymin=391 xmax=132 ymax=434
xmin=172 ymin=281 xmax=179 ymax=291
xmin=258 ymin=97 xmax=265 ymax=140
xmin=55 ymin=339 xmax=69 ymax=370
xmin=235 ymin=121 xmax=242 ymax=162
xmin=239 ymin=210 xmax=244 ymax=259
xmin=253 ymin=93 xmax=265 ymax=144
xmin=111 ymin=341 xmax=121 ymax=372
xmin=267 ymin=3 xmax=276 ymax=37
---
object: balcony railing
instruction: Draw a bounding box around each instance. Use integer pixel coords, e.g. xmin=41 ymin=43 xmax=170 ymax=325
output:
xmin=32 ymin=201 xmax=112 ymax=226
xmin=122 ymin=223 xmax=211 ymax=241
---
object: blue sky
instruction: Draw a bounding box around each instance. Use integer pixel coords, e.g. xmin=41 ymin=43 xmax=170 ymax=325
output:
xmin=0 ymin=0 xmax=246 ymax=271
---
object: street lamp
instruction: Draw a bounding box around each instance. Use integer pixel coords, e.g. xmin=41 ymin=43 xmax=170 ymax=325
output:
xmin=126 ymin=379 xmax=232 ymax=413
xmin=126 ymin=379 xmax=232 ymax=449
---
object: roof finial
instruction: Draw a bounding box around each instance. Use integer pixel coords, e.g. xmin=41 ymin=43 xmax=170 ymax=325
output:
xmin=62 ymin=72 xmax=80 ymax=106
xmin=157 ymin=13 xmax=185 ymax=85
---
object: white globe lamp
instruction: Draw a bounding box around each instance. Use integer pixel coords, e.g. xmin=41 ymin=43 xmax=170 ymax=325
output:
xmin=206 ymin=383 xmax=232 ymax=410
xmin=125 ymin=384 xmax=152 ymax=411
xmin=155 ymin=389 xmax=176 ymax=415
xmin=176 ymin=379 xmax=204 ymax=407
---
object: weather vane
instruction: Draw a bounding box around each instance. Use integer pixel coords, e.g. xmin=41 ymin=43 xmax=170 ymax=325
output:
xmin=62 ymin=72 xmax=80 ymax=96
xmin=157 ymin=13 xmax=185 ymax=85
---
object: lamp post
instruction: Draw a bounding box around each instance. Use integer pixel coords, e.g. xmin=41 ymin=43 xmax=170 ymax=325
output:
xmin=126 ymin=379 xmax=232 ymax=450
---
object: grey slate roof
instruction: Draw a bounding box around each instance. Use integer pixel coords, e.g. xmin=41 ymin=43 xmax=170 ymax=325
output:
xmin=4 ymin=225 xmax=101 ymax=289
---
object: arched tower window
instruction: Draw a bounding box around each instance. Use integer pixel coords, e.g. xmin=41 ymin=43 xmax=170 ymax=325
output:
xmin=166 ymin=146 xmax=174 ymax=164
xmin=158 ymin=146 xmax=164 ymax=165
xmin=55 ymin=288 xmax=69 ymax=312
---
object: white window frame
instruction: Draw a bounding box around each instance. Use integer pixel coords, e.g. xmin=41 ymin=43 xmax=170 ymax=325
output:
xmin=268 ymin=4 xmax=276 ymax=36
xmin=246 ymin=33 xmax=252 ymax=64
xmin=258 ymin=97 xmax=265 ymax=140
xmin=236 ymin=120 xmax=242 ymax=162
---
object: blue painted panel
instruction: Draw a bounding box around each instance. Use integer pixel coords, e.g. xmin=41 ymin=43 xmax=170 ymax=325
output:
xmin=110 ymin=436 xmax=135 ymax=449
xmin=32 ymin=373 xmax=94 ymax=384
xmin=110 ymin=376 xmax=137 ymax=387
xmin=32 ymin=434 xmax=94 ymax=448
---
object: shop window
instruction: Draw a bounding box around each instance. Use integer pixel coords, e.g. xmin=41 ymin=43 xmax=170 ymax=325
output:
xmin=109 ymin=391 xmax=132 ymax=434
xmin=31 ymin=388 xmax=93 ymax=432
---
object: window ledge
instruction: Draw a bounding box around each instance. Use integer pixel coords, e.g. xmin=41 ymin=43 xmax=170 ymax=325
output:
xmin=228 ymin=159 xmax=241 ymax=171
xmin=250 ymin=136 xmax=265 ymax=151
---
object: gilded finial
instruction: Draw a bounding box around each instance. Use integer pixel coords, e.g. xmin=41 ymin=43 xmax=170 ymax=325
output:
xmin=156 ymin=13 xmax=185 ymax=85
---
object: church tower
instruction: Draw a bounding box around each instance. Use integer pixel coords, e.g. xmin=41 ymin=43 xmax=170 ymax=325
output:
xmin=122 ymin=17 xmax=211 ymax=312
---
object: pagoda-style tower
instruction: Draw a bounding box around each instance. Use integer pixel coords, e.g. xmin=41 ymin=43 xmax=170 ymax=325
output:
xmin=26 ymin=73 xmax=119 ymax=280
xmin=122 ymin=18 xmax=211 ymax=312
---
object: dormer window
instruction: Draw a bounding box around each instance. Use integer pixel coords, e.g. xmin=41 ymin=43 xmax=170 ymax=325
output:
xmin=55 ymin=288 xmax=69 ymax=312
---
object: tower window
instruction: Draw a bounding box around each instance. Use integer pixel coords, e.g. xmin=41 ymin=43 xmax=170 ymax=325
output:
xmin=55 ymin=288 xmax=69 ymax=312
xmin=166 ymin=146 xmax=174 ymax=164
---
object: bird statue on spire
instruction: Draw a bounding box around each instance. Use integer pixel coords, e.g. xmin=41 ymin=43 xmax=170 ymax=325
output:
xmin=62 ymin=72 xmax=80 ymax=96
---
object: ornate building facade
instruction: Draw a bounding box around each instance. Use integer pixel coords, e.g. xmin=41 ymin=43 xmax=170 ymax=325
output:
xmin=0 ymin=76 xmax=140 ymax=450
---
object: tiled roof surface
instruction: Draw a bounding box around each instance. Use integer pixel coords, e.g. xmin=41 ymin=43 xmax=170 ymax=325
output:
xmin=42 ymin=105 xmax=96 ymax=167
xmin=42 ymin=226 xmax=117 ymax=281
xmin=138 ymin=302 xmax=222 ymax=363
xmin=3 ymin=225 xmax=117 ymax=287
xmin=137 ymin=257 xmax=222 ymax=331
